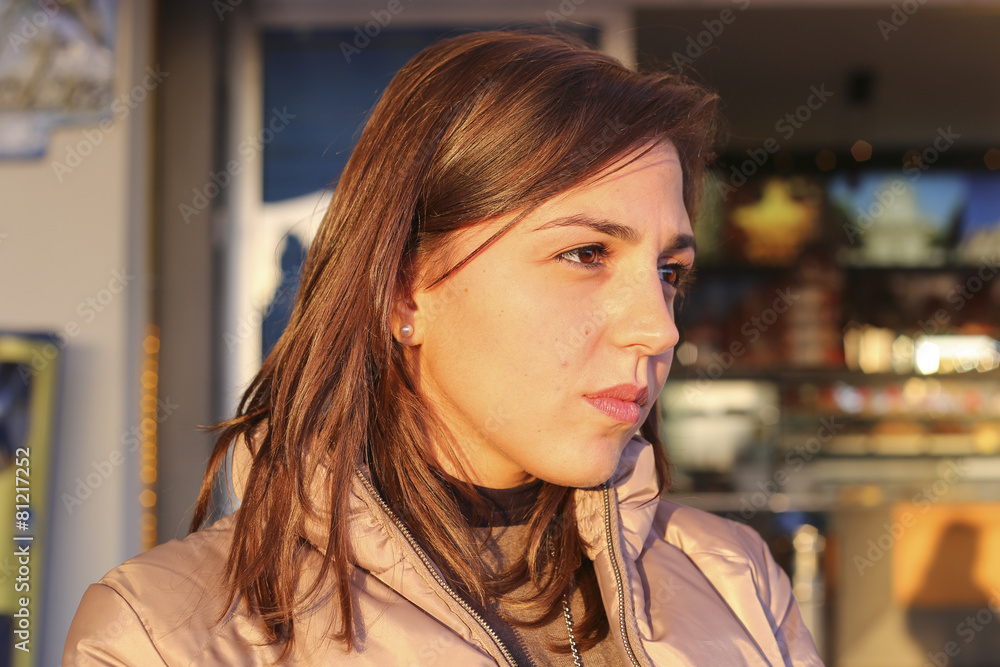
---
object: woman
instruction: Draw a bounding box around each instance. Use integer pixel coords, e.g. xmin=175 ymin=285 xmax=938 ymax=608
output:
xmin=65 ymin=30 xmax=822 ymax=665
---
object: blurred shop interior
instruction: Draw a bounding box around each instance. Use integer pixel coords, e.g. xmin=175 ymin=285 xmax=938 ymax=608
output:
xmin=2 ymin=0 xmax=1000 ymax=664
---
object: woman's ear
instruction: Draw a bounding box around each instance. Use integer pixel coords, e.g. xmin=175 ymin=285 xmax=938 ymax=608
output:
xmin=391 ymin=283 xmax=423 ymax=346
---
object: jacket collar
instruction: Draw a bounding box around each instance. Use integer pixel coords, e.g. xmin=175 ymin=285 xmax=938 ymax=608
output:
xmin=232 ymin=436 xmax=446 ymax=575
xmin=574 ymin=434 xmax=661 ymax=564
xmin=232 ymin=438 xmax=516 ymax=662
xmin=582 ymin=436 xmax=792 ymax=666
xmin=232 ymin=433 xmax=785 ymax=664
xmin=230 ymin=430 xmax=660 ymax=570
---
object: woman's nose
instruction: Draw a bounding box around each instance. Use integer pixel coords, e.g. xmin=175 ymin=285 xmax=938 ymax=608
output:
xmin=606 ymin=266 xmax=679 ymax=356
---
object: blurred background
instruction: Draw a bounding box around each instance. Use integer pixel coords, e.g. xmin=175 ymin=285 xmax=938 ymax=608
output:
xmin=1 ymin=0 xmax=999 ymax=664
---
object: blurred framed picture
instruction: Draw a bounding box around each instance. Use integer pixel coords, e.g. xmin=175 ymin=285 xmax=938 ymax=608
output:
xmin=956 ymin=173 xmax=1000 ymax=265
xmin=0 ymin=0 xmax=119 ymax=158
xmin=829 ymin=171 xmax=966 ymax=267
xmin=0 ymin=334 xmax=60 ymax=667
xmin=698 ymin=171 xmax=828 ymax=267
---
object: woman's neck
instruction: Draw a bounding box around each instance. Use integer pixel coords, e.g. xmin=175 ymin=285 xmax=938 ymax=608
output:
xmin=439 ymin=473 xmax=544 ymax=527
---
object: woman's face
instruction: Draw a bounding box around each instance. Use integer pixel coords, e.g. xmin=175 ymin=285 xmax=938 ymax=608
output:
xmin=398 ymin=142 xmax=694 ymax=489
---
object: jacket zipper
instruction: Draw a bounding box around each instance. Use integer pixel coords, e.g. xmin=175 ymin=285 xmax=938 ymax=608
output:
xmin=354 ymin=469 xmax=518 ymax=667
xmin=602 ymin=483 xmax=642 ymax=667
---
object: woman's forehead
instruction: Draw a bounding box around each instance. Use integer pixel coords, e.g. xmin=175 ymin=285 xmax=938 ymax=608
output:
xmin=413 ymin=141 xmax=686 ymax=286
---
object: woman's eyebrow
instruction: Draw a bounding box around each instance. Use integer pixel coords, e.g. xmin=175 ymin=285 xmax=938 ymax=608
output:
xmin=532 ymin=214 xmax=639 ymax=243
xmin=531 ymin=213 xmax=697 ymax=254
xmin=666 ymin=233 xmax=697 ymax=254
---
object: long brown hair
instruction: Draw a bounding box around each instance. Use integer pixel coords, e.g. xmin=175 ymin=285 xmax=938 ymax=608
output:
xmin=191 ymin=29 xmax=719 ymax=658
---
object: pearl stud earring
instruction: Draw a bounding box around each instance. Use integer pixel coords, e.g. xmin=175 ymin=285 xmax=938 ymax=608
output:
xmin=400 ymin=324 xmax=413 ymax=337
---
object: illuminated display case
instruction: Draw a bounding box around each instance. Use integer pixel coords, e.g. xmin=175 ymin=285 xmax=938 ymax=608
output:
xmin=660 ymin=156 xmax=1000 ymax=663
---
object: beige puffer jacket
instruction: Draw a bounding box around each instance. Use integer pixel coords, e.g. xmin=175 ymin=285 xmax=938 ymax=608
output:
xmin=63 ymin=435 xmax=824 ymax=665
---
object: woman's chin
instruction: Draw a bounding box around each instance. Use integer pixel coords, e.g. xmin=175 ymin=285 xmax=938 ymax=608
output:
xmin=533 ymin=454 xmax=624 ymax=489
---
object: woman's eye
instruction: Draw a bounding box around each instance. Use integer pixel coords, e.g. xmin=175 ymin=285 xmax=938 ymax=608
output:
xmin=659 ymin=265 xmax=680 ymax=285
xmin=659 ymin=263 xmax=694 ymax=290
xmin=558 ymin=244 xmax=608 ymax=267
xmin=558 ymin=246 xmax=693 ymax=290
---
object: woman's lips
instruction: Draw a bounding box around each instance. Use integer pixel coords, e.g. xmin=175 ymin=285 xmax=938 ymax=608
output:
xmin=585 ymin=396 xmax=642 ymax=423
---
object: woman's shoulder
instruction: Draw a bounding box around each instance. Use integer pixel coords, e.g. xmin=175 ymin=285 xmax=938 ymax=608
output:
xmin=101 ymin=511 xmax=235 ymax=604
xmin=64 ymin=513 xmax=241 ymax=665
xmin=645 ymin=499 xmax=824 ymax=664
xmin=652 ymin=498 xmax=771 ymax=562
xmin=648 ymin=499 xmax=811 ymax=637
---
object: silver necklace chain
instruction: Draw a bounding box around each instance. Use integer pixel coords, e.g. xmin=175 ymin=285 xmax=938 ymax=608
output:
xmin=561 ymin=592 xmax=583 ymax=666
xmin=550 ymin=531 xmax=583 ymax=666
